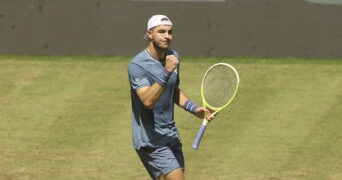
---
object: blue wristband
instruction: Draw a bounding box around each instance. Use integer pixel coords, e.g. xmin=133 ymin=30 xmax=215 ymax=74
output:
xmin=156 ymin=68 xmax=172 ymax=87
xmin=183 ymin=100 xmax=199 ymax=115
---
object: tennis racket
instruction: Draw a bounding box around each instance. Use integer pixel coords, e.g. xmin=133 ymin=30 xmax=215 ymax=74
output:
xmin=192 ymin=63 xmax=240 ymax=150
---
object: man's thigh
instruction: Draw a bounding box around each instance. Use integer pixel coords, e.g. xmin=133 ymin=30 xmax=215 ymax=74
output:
xmin=157 ymin=167 xmax=185 ymax=180
xmin=136 ymin=142 xmax=184 ymax=179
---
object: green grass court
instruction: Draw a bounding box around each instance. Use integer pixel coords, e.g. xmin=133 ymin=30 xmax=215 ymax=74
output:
xmin=0 ymin=55 xmax=341 ymax=179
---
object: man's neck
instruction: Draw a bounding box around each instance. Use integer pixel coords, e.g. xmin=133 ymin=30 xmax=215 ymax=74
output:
xmin=146 ymin=45 xmax=166 ymax=61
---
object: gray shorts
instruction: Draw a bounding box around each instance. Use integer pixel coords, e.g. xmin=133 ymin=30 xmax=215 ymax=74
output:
xmin=136 ymin=140 xmax=184 ymax=179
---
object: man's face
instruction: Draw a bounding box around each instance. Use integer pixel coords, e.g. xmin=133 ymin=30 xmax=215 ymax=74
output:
xmin=148 ymin=25 xmax=173 ymax=50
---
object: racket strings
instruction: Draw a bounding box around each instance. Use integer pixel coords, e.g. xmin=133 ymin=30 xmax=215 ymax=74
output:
xmin=202 ymin=65 xmax=238 ymax=108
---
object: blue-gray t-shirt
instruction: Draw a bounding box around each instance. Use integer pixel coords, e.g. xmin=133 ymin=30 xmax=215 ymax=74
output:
xmin=128 ymin=49 xmax=180 ymax=150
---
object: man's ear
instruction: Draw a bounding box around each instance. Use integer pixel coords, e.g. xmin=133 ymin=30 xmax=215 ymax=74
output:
xmin=147 ymin=30 xmax=152 ymax=40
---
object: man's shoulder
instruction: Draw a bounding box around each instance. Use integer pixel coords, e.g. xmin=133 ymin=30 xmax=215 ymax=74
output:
xmin=128 ymin=50 xmax=151 ymax=73
xmin=130 ymin=49 xmax=148 ymax=63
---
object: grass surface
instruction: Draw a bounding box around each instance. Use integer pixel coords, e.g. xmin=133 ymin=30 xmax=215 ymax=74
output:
xmin=0 ymin=55 xmax=341 ymax=179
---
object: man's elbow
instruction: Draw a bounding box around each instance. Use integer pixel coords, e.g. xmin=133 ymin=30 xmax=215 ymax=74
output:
xmin=143 ymin=100 xmax=155 ymax=109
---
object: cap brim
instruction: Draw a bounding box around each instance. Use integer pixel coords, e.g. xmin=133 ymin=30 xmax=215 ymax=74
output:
xmin=143 ymin=33 xmax=149 ymax=41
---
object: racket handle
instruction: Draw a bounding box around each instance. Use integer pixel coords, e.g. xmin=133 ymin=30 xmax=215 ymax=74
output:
xmin=192 ymin=124 xmax=207 ymax=150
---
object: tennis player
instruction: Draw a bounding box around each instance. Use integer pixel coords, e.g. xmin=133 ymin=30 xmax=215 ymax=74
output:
xmin=127 ymin=14 xmax=215 ymax=180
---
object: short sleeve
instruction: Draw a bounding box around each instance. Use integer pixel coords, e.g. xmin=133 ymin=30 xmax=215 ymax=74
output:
xmin=128 ymin=63 xmax=151 ymax=91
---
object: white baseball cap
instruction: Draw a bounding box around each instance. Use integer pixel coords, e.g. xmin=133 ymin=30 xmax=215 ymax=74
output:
xmin=143 ymin=14 xmax=173 ymax=41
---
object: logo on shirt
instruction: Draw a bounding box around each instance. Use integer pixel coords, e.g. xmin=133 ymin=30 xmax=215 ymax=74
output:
xmin=134 ymin=77 xmax=141 ymax=83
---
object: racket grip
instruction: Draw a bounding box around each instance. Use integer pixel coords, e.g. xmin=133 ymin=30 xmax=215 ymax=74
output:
xmin=192 ymin=124 xmax=207 ymax=150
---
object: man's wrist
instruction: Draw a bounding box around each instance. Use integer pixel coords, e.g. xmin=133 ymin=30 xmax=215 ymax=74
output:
xmin=183 ymin=100 xmax=199 ymax=115
xmin=156 ymin=68 xmax=172 ymax=87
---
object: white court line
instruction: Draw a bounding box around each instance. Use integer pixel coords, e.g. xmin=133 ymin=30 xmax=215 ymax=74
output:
xmin=303 ymin=0 xmax=342 ymax=5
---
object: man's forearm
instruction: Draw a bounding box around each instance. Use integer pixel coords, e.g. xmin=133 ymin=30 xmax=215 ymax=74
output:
xmin=136 ymin=82 xmax=166 ymax=109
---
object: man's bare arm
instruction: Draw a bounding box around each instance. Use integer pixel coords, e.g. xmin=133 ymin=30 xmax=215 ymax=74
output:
xmin=136 ymin=83 xmax=166 ymax=109
xmin=136 ymin=54 xmax=179 ymax=109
